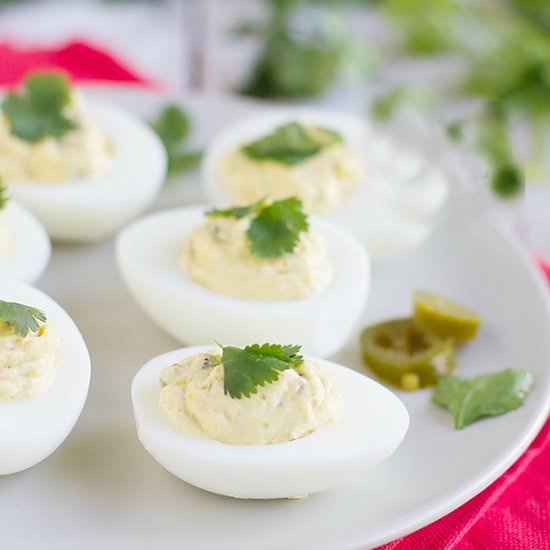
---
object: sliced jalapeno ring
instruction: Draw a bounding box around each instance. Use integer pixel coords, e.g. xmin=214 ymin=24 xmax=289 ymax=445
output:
xmin=360 ymin=318 xmax=456 ymax=390
xmin=414 ymin=290 xmax=481 ymax=341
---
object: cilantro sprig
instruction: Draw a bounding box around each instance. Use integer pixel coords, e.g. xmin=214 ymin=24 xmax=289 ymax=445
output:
xmin=0 ymin=180 xmax=8 ymax=210
xmin=242 ymin=122 xmax=343 ymax=165
xmin=205 ymin=197 xmax=266 ymax=220
xmin=150 ymin=104 xmax=203 ymax=176
xmin=207 ymin=196 xmax=309 ymax=258
xmin=218 ymin=342 xmax=304 ymax=399
xmin=2 ymin=72 xmax=75 ymax=143
xmin=247 ymin=197 xmax=308 ymax=258
xmin=0 ymin=300 xmax=47 ymax=337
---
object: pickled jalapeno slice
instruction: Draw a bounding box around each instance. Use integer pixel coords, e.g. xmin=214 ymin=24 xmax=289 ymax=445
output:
xmin=413 ymin=291 xmax=481 ymax=341
xmin=360 ymin=318 xmax=456 ymax=390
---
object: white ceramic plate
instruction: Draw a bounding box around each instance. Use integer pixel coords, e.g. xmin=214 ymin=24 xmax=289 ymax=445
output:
xmin=2 ymin=87 xmax=548 ymax=550
xmin=0 ymin=201 xmax=51 ymax=283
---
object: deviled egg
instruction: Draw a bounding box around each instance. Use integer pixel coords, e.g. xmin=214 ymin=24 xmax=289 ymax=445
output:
xmin=0 ymin=181 xmax=50 ymax=283
xmin=0 ymin=71 xmax=166 ymax=242
xmin=203 ymin=109 xmax=448 ymax=260
xmin=0 ymin=280 xmax=90 ymax=475
xmin=117 ymin=198 xmax=369 ymax=356
xmin=132 ymin=343 xmax=409 ymax=499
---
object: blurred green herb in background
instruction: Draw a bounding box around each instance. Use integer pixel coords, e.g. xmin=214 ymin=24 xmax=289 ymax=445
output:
xmin=372 ymin=0 xmax=550 ymax=199
xmin=237 ymin=0 xmax=549 ymax=198
xmin=150 ymin=104 xmax=202 ymax=177
xmin=371 ymin=84 xmax=440 ymax=122
xmin=238 ymin=0 xmax=377 ymax=99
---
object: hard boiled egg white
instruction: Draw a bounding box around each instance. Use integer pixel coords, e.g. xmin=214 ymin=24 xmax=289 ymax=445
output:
xmin=132 ymin=345 xmax=409 ymax=499
xmin=0 ymin=201 xmax=50 ymax=283
xmin=7 ymin=98 xmax=167 ymax=242
xmin=116 ymin=206 xmax=370 ymax=357
xmin=202 ymin=109 xmax=448 ymax=261
xmin=0 ymin=280 xmax=91 ymax=475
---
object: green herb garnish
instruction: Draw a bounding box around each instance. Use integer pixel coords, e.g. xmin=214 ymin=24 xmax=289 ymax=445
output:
xmin=206 ymin=197 xmax=266 ymax=220
xmin=491 ymin=164 xmax=524 ymax=199
xmin=242 ymin=122 xmax=342 ymax=165
xmin=446 ymin=121 xmax=463 ymax=143
xmin=207 ymin=196 xmax=309 ymax=258
xmin=247 ymin=197 xmax=308 ymax=258
xmin=239 ymin=0 xmax=347 ymax=99
xmin=376 ymin=1 xmax=550 ymax=199
xmin=219 ymin=342 xmax=303 ymax=399
xmin=0 ymin=181 xmax=8 ymax=210
xmin=168 ymin=150 xmax=203 ymax=174
xmin=433 ymin=368 xmax=533 ymax=429
xmin=152 ymin=104 xmax=190 ymax=145
xmin=0 ymin=300 xmax=47 ymax=337
xmin=150 ymin=104 xmax=202 ymax=176
xmin=2 ymin=72 xmax=75 ymax=143
xmin=371 ymin=84 xmax=439 ymax=122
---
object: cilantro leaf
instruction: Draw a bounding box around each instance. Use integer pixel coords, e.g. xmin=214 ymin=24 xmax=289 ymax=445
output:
xmin=371 ymin=84 xmax=439 ymax=122
xmin=315 ymin=126 xmax=344 ymax=146
xmin=2 ymin=72 xmax=75 ymax=143
xmin=247 ymin=197 xmax=308 ymax=258
xmin=220 ymin=343 xmax=303 ymax=399
xmin=242 ymin=122 xmax=342 ymax=165
xmin=241 ymin=24 xmax=345 ymax=99
xmin=150 ymin=104 xmax=202 ymax=176
xmin=433 ymin=368 xmax=533 ymax=429
xmin=491 ymin=164 xmax=524 ymax=199
xmin=168 ymin=150 xmax=203 ymax=173
xmin=243 ymin=122 xmax=320 ymax=165
xmin=151 ymin=104 xmax=190 ymax=146
xmin=0 ymin=300 xmax=47 ymax=337
xmin=446 ymin=121 xmax=463 ymax=143
xmin=206 ymin=197 xmax=267 ymax=220
xmin=0 ymin=181 xmax=8 ymax=210
xmin=206 ymin=197 xmax=309 ymax=259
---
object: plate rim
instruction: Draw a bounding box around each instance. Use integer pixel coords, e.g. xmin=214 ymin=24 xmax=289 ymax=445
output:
xmin=6 ymin=84 xmax=549 ymax=550
xmin=69 ymin=85 xmax=550 ymax=549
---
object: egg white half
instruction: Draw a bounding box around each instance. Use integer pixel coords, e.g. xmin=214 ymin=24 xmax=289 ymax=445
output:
xmin=7 ymin=98 xmax=167 ymax=242
xmin=116 ymin=206 xmax=370 ymax=357
xmin=132 ymin=345 xmax=409 ymax=499
xmin=202 ymin=108 xmax=448 ymax=261
xmin=0 ymin=280 xmax=91 ymax=475
xmin=0 ymin=201 xmax=51 ymax=284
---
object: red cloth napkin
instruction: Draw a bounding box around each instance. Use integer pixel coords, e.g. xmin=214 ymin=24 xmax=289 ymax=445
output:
xmin=0 ymin=40 xmax=154 ymax=87
xmin=2 ymin=39 xmax=549 ymax=550
xmin=539 ymin=258 xmax=550 ymax=283
xmin=378 ymin=418 xmax=550 ymax=549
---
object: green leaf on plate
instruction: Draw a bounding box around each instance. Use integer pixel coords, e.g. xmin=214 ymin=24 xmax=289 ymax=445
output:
xmin=151 ymin=104 xmax=190 ymax=147
xmin=433 ymin=368 xmax=533 ymax=429
xmin=150 ymin=104 xmax=202 ymax=176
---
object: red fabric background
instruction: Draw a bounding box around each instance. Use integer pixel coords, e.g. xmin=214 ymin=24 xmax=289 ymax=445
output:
xmin=378 ymin=418 xmax=549 ymax=550
xmin=0 ymin=40 xmax=153 ymax=87
xmin=1 ymin=39 xmax=548 ymax=550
